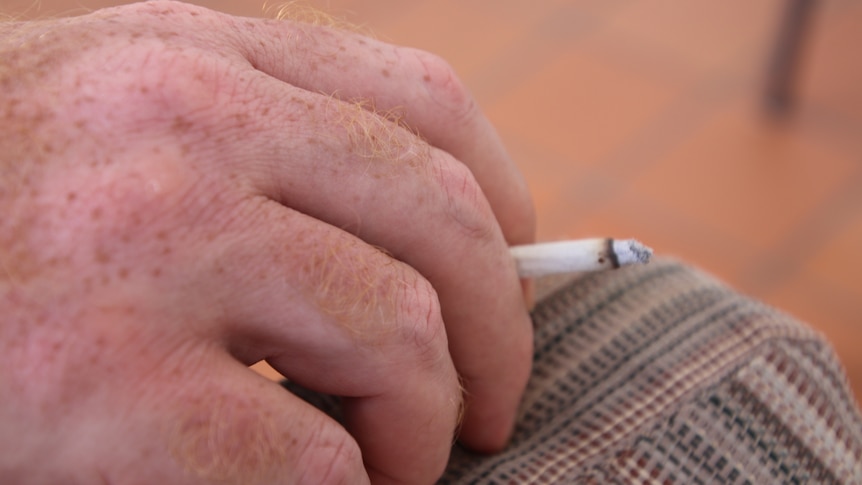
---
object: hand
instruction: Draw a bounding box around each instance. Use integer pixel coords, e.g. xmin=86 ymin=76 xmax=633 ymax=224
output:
xmin=0 ymin=2 xmax=535 ymax=483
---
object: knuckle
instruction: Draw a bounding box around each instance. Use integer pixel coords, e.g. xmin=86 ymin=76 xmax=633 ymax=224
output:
xmin=429 ymin=156 xmax=498 ymax=242
xmin=411 ymin=49 xmax=477 ymax=122
xmin=112 ymin=0 xmax=223 ymax=30
xmin=114 ymin=0 xmax=184 ymax=19
xmin=395 ymin=274 xmax=449 ymax=363
xmin=304 ymin=237 xmax=451 ymax=363
xmin=119 ymin=49 xmax=225 ymax=126
xmin=76 ymin=6 xmax=235 ymax=131
xmin=67 ymin=158 xmax=223 ymax=257
xmin=89 ymin=160 xmax=194 ymax=219
xmin=331 ymin=98 xmax=424 ymax=165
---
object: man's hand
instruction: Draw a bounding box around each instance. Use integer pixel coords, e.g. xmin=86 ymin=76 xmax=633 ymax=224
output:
xmin=0 ymin=2 xmax=535 ymax=483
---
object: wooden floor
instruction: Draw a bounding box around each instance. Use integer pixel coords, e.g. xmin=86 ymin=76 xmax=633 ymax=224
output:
xmin=8 ymin=0 xmax=861 ymax=402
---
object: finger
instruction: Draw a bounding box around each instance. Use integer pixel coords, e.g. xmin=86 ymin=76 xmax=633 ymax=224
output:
xmin=158 ymin=353 xmax=371 ymax=485
xmin=205 ymin=71 xmax=532 ymax=450
xmin=178 ymin=200 xmax=461 ymax=483
xmin=57 ymin=336 xmax=369 ymax=484
xmin=230 ymin=16 xmax=536 ymax=255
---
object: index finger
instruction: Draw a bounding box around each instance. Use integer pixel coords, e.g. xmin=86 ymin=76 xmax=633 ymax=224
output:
xmin=238 ymin=14 xmax=537 ymax=250
xmin=228 ymin=17 xmax=535 ymax=450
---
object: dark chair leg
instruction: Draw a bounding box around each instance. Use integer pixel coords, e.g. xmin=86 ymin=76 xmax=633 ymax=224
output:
xmin=764 ymin=0 xmax=817 ymax=115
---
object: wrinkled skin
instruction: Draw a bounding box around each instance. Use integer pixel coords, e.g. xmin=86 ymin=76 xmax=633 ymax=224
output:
xmin=0 ymin=2 xmax=535 ymax=484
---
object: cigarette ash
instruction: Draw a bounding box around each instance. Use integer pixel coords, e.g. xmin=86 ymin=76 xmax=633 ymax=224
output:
xmin=627 ymin=240 xmax=653 ymax=264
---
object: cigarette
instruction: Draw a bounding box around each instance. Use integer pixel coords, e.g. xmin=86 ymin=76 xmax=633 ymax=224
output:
xmin=509 ymin=238 xmax=652 ymax=278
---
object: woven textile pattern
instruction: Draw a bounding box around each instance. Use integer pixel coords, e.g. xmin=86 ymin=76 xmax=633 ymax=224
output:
xmin=286 ymin=260 xmax=862 ymax=484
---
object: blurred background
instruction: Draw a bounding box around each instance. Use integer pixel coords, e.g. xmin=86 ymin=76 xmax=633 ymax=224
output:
xmin=5 ymin=0 xmax=861 ymax=401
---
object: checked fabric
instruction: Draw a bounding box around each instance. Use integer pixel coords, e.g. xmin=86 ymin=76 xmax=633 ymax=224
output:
xmin=287 ymin=259 xmax=862 ymax=484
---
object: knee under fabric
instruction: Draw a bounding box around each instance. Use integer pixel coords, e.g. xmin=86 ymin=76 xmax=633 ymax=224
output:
xmin=283 ymin=258 xmax=862 ymax=484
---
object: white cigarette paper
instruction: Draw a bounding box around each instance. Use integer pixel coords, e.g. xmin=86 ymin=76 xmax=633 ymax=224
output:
xmin=510 ymin=238 xmax=653 ymax=278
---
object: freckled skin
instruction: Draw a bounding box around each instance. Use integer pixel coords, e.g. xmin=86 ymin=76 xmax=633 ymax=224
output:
xmin=0 ymin=1 xmax=535 ymax=484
